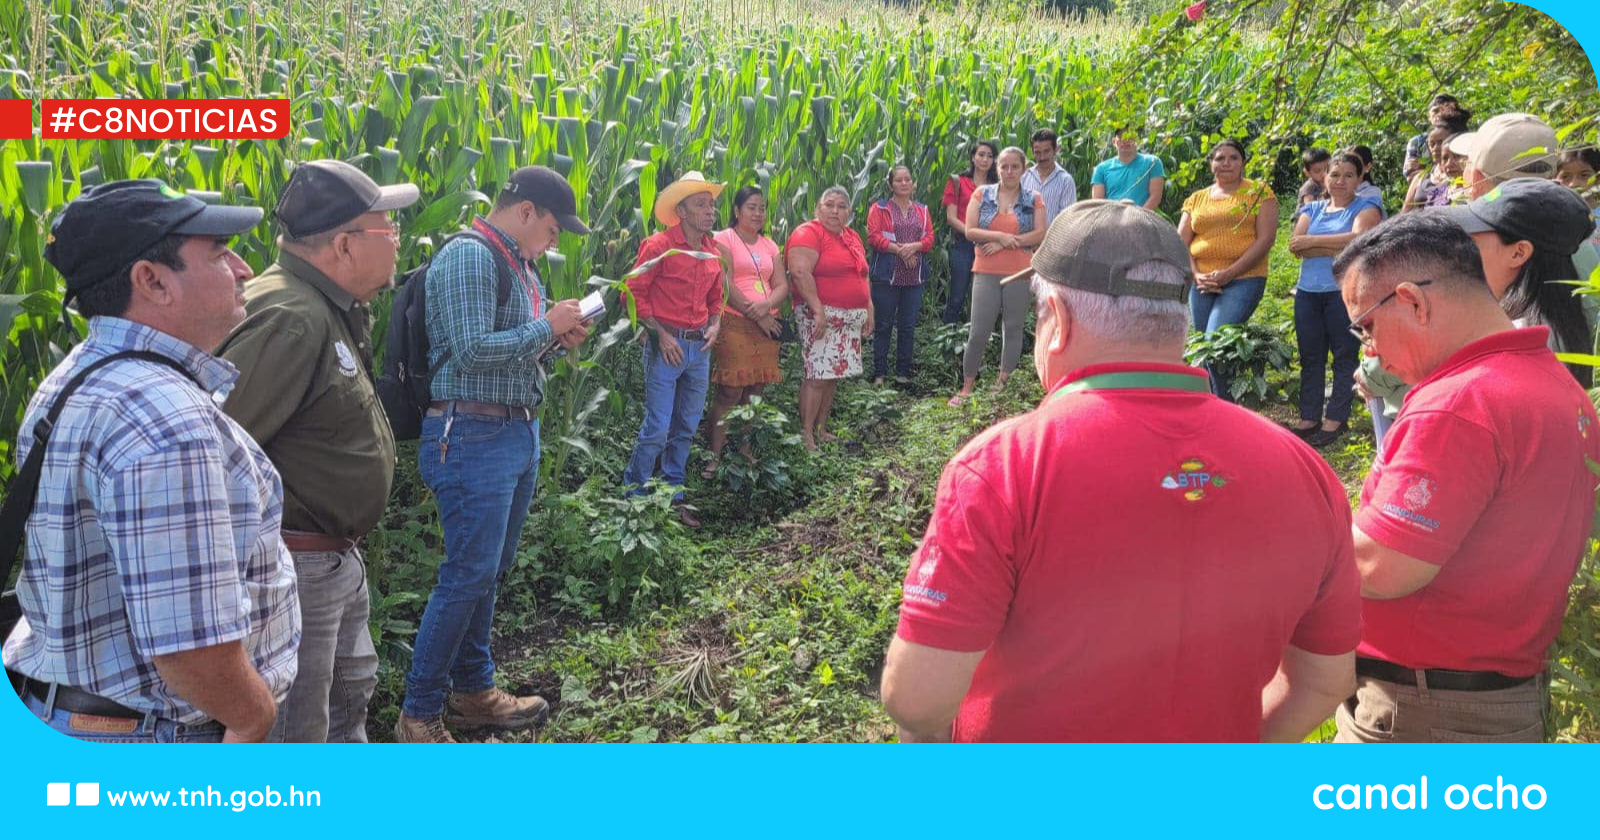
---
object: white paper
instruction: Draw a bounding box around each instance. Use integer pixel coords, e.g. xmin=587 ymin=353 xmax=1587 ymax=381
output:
xmin=580 ymin=291 xmax=606 ymax=321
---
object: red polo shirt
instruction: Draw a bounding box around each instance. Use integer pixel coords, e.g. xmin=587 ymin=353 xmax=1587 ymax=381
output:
xmin=627 ymin=225 xmax=723 ymax=330
xmin=895 ymin=363 xmax=1362 ymax=742
xmin=1355 ymin=327 xmax=1600 ymax=677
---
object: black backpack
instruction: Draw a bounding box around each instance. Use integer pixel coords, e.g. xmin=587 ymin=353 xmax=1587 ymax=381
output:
xmin=377 ymin=231 xmax=518 ymax=440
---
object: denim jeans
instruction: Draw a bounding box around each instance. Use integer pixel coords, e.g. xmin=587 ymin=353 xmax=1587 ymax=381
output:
xmin=870 ymin=282 xmax=925 ymax=379
xmin=404 ymin=411 xmax=541 ymax=719
xmin=1294 ymin=289 xmax=1360 ymax=423
xmin=268 ymin=546 xmax=377 ymax=743
xmin=1189 ymin=276 xmax=1267 ymax=401
xmin=22 ymin=689 xmax=224 ymax=742
xmin=942 ymin=240 xmax=975 ymax=324
xmin=623 ymin=336 xmax=710 ymax=499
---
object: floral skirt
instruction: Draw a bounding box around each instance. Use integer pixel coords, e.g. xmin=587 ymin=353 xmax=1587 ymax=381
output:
xmin=711 ymin=314 xmax=781 ymax=387
xmin=795 ymin=303 xmax=866 ymax=381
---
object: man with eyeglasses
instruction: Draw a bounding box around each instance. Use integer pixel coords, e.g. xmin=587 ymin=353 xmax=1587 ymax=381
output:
xmin=1332 ymin=213 xmax=1600 ymax=742
xmin=216 ymin=159 xmax=419 ymax=742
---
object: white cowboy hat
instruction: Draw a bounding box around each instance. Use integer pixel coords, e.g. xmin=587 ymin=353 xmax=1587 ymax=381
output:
xmin=655 ymin=171 xmax=725 ymax=227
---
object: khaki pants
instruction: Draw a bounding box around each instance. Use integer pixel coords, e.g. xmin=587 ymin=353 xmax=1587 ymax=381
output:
xmin=1335 ymin=672 xmax=1547 ymax=743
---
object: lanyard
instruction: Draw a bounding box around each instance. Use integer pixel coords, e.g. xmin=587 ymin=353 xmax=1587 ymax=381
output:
xmin=472 ymin=218 xmax=544 ymax=319
xmin=732 ymin=231 xmax=770 ymax=296
xmin=1051 ymin=371 xmax=1210 ymax=401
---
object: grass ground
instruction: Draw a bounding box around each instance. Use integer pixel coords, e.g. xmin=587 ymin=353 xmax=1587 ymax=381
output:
xmin=363 ymin=217 xmax=1599 ymax=742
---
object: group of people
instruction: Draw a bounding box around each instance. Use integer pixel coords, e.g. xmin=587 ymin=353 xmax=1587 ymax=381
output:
xmin=883 ymin=103 xmax=1600 ymax=742
xmin=5 ymin=91 xmax=1599 ymax=744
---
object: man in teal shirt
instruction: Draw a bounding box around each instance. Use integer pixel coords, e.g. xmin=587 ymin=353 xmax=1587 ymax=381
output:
xmin=1091 ymin=128 xmax=1166 ymax=210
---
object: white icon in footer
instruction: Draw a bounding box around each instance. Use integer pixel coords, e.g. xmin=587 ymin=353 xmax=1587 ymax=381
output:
xmin=76 ymin=782 xmax=99 ymax=806
xmin=47 ymin=782 xmax=70 ymax=806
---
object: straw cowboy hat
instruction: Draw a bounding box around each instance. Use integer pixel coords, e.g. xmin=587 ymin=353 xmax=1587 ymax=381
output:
xmin=655 ymin=171 xmax=725 ymax=227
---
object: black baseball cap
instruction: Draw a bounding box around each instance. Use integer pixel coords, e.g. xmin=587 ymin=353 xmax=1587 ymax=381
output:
xmin=1437 ymin=178 xmax=1595 ymax=257
xmin=44 ymin=179 xmax=263 ymax=299
xmin=500 ymin=165 xmax=590 ymax=234
xmin=275 ymin=159 xmax=419 ymax=238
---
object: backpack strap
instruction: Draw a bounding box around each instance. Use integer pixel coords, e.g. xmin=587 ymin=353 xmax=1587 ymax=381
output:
xmin=445 ymin=230 xmax=519 ymax=308
xmin=0 ymin=351 xmax=197 ymax=589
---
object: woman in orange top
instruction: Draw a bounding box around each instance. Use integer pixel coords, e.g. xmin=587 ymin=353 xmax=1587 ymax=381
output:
xmin=1177 ymin=139 xmax=1279 ymax=401
xmin=950 ymin=146 xmax=1047 ymax=406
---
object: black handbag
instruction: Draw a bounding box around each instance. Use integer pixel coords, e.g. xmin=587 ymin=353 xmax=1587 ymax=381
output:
xmin=2 ymin=351 xmax=193 ymax=695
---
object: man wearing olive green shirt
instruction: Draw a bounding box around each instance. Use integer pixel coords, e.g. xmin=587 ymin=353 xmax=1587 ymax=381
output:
xmin=217 ymin=160 xmax=419 ymax=742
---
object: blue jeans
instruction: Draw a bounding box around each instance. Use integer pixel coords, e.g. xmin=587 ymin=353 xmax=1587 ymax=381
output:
xmin=942 ymin=240 xmax=975 ymax=324
xmin=22 ymin=689 xmax=224 ymax=742
xmin=623 ymin=336 xmax=710 ymax=499
xmin=1294 ymin=289 xmax=1359 ymax=423
xmin=404 ymin=411 xmax=541 ymax=719
xmin=1189 ymin=276 xmax=1267 ymax=401
xmin=871 ymin=282 xmax=925 ymax=379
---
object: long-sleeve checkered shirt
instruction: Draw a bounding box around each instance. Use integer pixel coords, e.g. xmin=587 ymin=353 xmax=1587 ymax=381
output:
xmin=1 ymin=318 xmax=300 ymax=724
xmin=425 ymin=217 xmax=555 ymax=408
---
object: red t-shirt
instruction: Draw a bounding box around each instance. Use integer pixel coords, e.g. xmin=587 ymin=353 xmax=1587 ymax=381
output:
xmin=626 ymin=225 xmax=723 ymax=329
xmin=1355 ymin=327 xmax=1600 ymax=677
xmin=895 ymin=362 xmax=1362 ymax=742
xmin=942 ymin=175 xmax=977 ymax=217
xmin=786 ymin=220 xmax=870 ymax=310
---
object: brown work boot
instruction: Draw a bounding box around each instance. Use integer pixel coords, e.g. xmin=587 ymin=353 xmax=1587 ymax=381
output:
xmin=445 ymin=687 xmax=550 ymax=730
xmin=394 ymin=713 xmax=456 ymax=743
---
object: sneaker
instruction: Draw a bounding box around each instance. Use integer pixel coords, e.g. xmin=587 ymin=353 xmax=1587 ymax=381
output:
xmin=445 ymin=687 xmax=550 ymax=731
xmin=394 ymin=713 xmax=456 ymax=743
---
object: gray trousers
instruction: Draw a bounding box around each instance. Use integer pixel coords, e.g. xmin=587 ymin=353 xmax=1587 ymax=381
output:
xmin=962 ymin=272 xmax=1032 ymax=379
xmin=268 ymin=546 xmax=379 ymax=743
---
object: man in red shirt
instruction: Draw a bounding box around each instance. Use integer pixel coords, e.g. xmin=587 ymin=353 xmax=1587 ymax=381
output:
xmin=881 ymin=201 xmax=1362 ymax=742
xmin=1333 ymin=213 xmax=1600 ymax=742
xmin=623 ymin=172 xmax=725 ymax=528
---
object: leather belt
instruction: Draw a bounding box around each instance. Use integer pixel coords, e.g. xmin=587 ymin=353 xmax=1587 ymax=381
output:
xmin=26 ymin=679 xmax=143 ymax=719
xmin=1356 ymin=657 xmax=1537 ymax=692
xmin=281 ymin=531 xmax=359 ymax=553
xmin=428 ymin=400 xmax=535 ymax=421
xmin=660 ymin=325 xmax=708 ymax=342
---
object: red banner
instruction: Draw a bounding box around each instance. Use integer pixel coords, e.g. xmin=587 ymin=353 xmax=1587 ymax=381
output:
xmin=40 ymin=99 xmax=290 ymax=139
xmin=0 ymin=99 xmax=32 ymax=139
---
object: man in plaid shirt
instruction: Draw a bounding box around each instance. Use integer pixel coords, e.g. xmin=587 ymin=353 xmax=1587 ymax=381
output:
xmin=4 ymin=180 xmax=300 ymax=743
xmin=395 ymin=166 xmax=590 ymax=743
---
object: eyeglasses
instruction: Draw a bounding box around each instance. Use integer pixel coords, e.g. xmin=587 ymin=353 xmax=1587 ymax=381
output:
xmin=1348 ymin=280 xmax=1433 ymax=347
xmin=342 ymin=227 xmax=400 ymax=244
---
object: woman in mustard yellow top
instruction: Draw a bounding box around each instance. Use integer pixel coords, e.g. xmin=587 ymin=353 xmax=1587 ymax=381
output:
xmin=1177 ymin=139 xmax=1279 ymax=401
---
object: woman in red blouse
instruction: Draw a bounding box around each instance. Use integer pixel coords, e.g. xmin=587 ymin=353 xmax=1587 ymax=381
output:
xmin=866 ymin=165 xmax=936 ymax=385
xmin=787 ymin=186 xmax=873 ymax=450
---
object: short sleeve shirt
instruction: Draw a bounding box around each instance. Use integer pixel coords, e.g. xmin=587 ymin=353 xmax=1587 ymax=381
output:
xmin=786 ymin=220 xmax=870 ymax=309
xmin=1295 ymin=197 xmax=1382 ymax=292
xmin=1092 ymin=153 xmax=1167 ymax=206
xmin=1355 ymin=328 xmax=1600 ymax=677
xmin=895 ymin=362 xmax=1362 ymax=742
xmin=712 ymin=228 xmax=780 ymax=319
xmin=1181 ymin=180 xmax=1274 ymax=277
xmin=942 ymin=176 xmax=978 ymax=241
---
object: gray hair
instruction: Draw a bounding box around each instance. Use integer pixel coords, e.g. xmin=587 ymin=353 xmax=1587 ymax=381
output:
xmin=819 ymin=185 xmax=851 ymax=206
xmin=1032 ymin=260 xmax=1190 ymax=344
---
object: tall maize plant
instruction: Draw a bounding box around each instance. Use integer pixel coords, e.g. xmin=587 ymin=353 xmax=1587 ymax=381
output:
xmin=0 ymin=0 xmax=1590 ymax=492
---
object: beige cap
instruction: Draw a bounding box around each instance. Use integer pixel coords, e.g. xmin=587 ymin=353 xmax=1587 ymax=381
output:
xmin=1448 ymin=113 xmax=1558 ymax=183
xmin=1000 ymin=200 xmax=1193 ymax=303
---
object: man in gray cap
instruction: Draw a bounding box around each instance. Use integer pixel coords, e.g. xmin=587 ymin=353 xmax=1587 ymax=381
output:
xmin=3 ymin=180 xmax=299 ymax=742
xmin=216 ymin=159 xmax=419 ymax=742
xmin=881 ymin=201 xmax=1360 ymax=742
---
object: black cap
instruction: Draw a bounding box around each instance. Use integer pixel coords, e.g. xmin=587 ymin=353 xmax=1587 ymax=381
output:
xmin=275 ymin=160 xmax=420 ymax=238
xmin=1436 ymin=178 xmax=1596 ymax=257
xmin=500 ymin=166 xmax=590 ymax=234
xmin=44 ymin=179 xmax=264 ymax=298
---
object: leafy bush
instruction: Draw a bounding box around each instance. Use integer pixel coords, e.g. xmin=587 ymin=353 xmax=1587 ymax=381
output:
xmin=713 ymin=395 xmax=807 ymax=497
xmin=540 ymin=480 xmax=698 ymax=619
xmin=1184 ymin=322 xmax=1294 ymax=406
xmin=838 ymin=385 xmax=907 ymax=444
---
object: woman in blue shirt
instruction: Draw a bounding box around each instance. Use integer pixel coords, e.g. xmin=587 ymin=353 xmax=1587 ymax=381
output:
xmin=1287 ymin=152 xmax=1383 ymax=447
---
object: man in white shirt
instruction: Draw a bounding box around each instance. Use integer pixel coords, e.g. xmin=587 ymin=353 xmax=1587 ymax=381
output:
xmin=1021 ymin=128 xmax=1078 ymax=226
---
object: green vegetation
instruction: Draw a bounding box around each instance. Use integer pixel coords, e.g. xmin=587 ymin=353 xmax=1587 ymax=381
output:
xmin=1 ymin=0 xmax=1596 ymax=741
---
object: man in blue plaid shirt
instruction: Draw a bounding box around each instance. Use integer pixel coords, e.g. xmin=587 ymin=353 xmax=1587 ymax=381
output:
xmin=4 ymin=180 xmax=300 ymax=743
xmin=395 ymin=166 xmax=590 ymax=743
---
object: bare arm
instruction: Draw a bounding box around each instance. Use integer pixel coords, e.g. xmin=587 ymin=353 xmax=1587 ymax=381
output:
xmin=154 ymin=642 xmax=276 ymax=742
xmin=763 ymin=249 xmax=791 ymax=308
xmin=945 ymin=201 xmax=967 ymax=238
xmin=1260 ymin=645 xmax=1356 ymax=742
xmin=1144 ymin=177 xmax=1166 ymax=210
xmin=1353 ymin=524 xmax=1441 ymax=599
xmin=1091 ymin=182 xmax=1107 ymax=200
xmin=880 ymin=635 xmax=986 ymax=743
xmin=786 ymin=245 xmax=824 ymax=311
xmin=1294 ymin=206 xmax=1383 ymax=256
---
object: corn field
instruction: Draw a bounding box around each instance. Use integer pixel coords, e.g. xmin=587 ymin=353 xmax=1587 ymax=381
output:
xmin=0 ymin=0 xmax=1591 ymax=493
